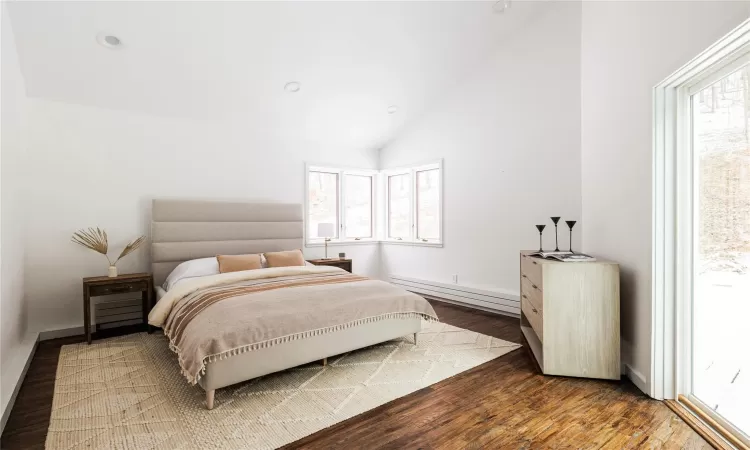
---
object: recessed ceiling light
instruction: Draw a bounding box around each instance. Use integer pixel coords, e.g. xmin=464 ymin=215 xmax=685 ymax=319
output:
xmin=387 ymin=105 xmax=398 ymax=114
xmin=284 ymin=81 xmax=301 ymax=93
xmin=96 ymin=32 xmax=123 ymax=49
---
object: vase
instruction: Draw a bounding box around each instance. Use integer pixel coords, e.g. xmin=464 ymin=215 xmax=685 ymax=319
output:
xmin=108 ymin=265 xmax=118 ymax=278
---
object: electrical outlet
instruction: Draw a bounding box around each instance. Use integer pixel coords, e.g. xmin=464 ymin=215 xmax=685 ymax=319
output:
xmin=451 ymin=274 xmax=458 ymax=284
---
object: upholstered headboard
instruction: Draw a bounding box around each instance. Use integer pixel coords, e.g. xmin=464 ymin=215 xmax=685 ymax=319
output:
xmin=151 ymin=199 xmax=303 ymax=286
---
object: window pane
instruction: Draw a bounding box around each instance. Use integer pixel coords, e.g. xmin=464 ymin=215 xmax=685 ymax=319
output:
xmin=308 ymin=171 xmax=338 ymax=239
xmin=344 ymin=175 xmax=372 ymax=238
xmin=417 ymin=169 xmax=440 ymax=240
xmin=692 ymin=63 xmax=750 ymax=436
xmin=388 ymin=174 xmax=410 ymax=238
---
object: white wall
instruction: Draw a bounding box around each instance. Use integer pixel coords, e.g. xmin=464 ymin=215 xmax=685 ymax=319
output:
xmin=580 ymin=1 xmax=750 ymax=393
xmin=12 ymin=0 xmax=750 ymax=400
xmin=379 ymin=2 xmax=582 ymax=292
xmin=23 ymin=99 xmax=380 ymax=334
xmin=1 ymin=3 xmax=32 ymax=424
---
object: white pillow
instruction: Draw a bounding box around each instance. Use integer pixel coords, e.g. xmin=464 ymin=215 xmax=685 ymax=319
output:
xmin=163 ymin=257 xmax=220 ymax=291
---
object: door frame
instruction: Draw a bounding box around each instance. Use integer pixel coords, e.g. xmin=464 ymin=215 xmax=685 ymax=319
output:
xmin=652 ymin=18 xmax=750 ymax=401
xmin=652 ymin=17 xmax=750 ymax=444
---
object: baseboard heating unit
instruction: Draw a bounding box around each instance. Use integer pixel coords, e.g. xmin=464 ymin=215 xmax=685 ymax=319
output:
xmin=389 ymin=275 xmax=520 ymax=317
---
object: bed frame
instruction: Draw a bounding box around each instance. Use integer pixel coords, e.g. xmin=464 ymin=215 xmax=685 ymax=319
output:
xmin=151 ymin=199 xmax=420 ymax=409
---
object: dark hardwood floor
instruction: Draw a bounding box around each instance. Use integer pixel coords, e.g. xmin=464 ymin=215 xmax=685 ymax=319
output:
xmin=2 ymin=301 xmax=707 ymax=449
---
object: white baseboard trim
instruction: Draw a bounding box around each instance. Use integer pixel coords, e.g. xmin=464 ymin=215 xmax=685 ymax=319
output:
xmin=389 ymin=274 xmax=520 ymax=316
xmin=423 ymin=294 xmax=520 ymax=319
xmin=623 ymin=363 xmax=649 ymax=395
xmin=1 ymin=333 xmax=39 ymax=434
xmin=39 ymin=325 xmax=93 ymax=341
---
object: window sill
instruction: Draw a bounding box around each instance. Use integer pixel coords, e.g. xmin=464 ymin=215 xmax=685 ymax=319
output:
xmin=382 ymin=240 xmax=443 ymax=248
xmin=305 ymin=240 xmax=443 ymax=248
xmin=306 ymin=240 xmax=379 ymax=248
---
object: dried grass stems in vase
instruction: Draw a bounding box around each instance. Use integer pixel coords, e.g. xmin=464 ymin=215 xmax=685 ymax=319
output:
xmin=71 ymin=227 xmax=146 ymax=277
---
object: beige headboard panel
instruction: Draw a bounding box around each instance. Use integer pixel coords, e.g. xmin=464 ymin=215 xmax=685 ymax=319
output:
xmin=151 ymin=199 xmax=303 ymax=286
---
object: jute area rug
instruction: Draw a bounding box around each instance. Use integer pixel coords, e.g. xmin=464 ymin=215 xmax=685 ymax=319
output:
xmin=46 ymin=321 xmax=520 ymax=449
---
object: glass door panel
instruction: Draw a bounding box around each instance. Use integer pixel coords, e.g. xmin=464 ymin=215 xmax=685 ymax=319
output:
xmin=692 ymin=61 xmax=750 ymax=439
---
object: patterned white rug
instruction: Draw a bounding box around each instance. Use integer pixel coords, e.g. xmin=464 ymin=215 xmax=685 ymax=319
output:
xmin=46 ymin=321 xmax=520 ymax=449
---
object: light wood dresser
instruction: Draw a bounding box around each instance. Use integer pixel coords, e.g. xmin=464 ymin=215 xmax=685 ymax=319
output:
xmin=519 ymin=251 xmax=620 ymax=380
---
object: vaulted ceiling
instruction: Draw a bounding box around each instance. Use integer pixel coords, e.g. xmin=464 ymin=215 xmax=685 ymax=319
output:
xmin=7 ymin=1 xmax=550 ymax=150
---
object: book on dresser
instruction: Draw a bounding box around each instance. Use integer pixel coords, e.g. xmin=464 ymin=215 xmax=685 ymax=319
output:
xmin=519 ymin=250 xmax=620 ymax=380
xmin=528 ymin=251 xmax=596 ymax=262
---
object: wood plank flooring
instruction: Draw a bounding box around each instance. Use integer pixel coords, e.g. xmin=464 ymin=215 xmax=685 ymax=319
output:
xmin=2 ymin=301 xmax=708 ymax=449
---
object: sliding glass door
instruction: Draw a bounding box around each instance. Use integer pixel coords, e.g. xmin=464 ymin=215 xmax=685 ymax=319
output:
xmin=690 ymin=57 xmax=750 ymax=442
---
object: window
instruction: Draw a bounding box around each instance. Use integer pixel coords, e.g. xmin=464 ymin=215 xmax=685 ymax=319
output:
xmin=653 ymin=19 xmax=750 ymax=446
xmin=689 ymin=58 xmax=750 ymax=441
xmin=387 ymin=172 xmax=411 ymax=239
xmin=305 ymin=160 xmax=442 ymax=247
xmin=306 ymin=165 xmax=375 ymax=244
xmin=307 ymin=170 xmax=339 ymax=239
xmin=384 ymin=160 xmax=443 ymax=245
xmin=416 ymin=168 xmax=440 ymax=240
xmin=343 ymin=174 xmax=373 ymax=238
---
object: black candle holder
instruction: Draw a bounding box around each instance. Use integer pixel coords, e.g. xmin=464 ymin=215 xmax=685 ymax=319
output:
xmin=535 ymin=224 xmax=546 ymax=252
xmin=550 ymin=217 xmax=561 ymax=251
xmin=566 ymin=220 xmax=577 ymax=252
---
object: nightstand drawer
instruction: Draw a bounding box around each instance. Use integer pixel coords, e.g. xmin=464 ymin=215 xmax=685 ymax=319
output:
xmin=89 ymin=281 xmax=147 ymax=296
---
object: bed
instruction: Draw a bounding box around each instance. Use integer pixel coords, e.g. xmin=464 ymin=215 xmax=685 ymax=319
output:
xmin=148 ymin=199 xmax=438 ymax=409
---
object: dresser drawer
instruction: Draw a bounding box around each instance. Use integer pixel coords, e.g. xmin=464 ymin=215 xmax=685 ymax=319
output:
xmin=521 ymin=297 xmax=543 ymax=342
xmin=520 ymin=254 xmax=543 ymax=289
xmin=521 ymin=276 xmax=543 ymax=312
xmin=89 ymin=281 xmax=147 ymax=297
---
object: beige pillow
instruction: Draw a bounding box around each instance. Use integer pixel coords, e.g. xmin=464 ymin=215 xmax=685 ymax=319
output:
xmin=217 ymin=254 xmax=263 ymax=273
xmin=264 ymin=249 xmax=305 ymax=268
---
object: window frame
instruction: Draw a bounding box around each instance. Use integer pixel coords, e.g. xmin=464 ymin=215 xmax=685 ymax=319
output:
xmin=413 ymin=162 xmax=443 ymax=244
xmin=305 ymin=164 xmax=377 ymax=246
xmin=342 ymin=169 xmax=377 ymax=240
xmin=384 ymin=168 xmax=412 ymax=242
xmin=305 ymin=160 xmax=443 ymax=248
xmin=652 ymin=17 xmax=750 ymax=426
xmin=383 ymin=159 xmax=443 ymax=247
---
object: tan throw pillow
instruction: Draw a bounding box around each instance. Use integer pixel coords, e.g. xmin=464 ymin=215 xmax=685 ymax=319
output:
xmin=217 ymin=254 xmax=263 ymax=273
xmin=264 ymin=249 xmax=305 ymax=268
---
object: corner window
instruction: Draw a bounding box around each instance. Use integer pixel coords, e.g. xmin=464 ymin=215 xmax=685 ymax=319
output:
xmin=343 ymin=174 xmax=374 ymax=239
xmin=384 ymin=160 xmax=443 ymax=246
xmin=416 ymin=167 xmax=441 ymax=241
xmin=307 ymin=169 xmax=339 ymax=239
xmin=387 ymin=172 xmax=411 ymax=239
xmin=305 ymin=160 xmax=442 ymax=247
xmin=306 ymin=165 xmax=375 ymax=244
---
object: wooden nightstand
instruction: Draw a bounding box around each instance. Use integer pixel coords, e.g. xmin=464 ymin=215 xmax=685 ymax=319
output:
xmin=307 ymin=258 xmax=352 ymax=273
xmin=82 ymin=273 xmax=154 ymax=344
